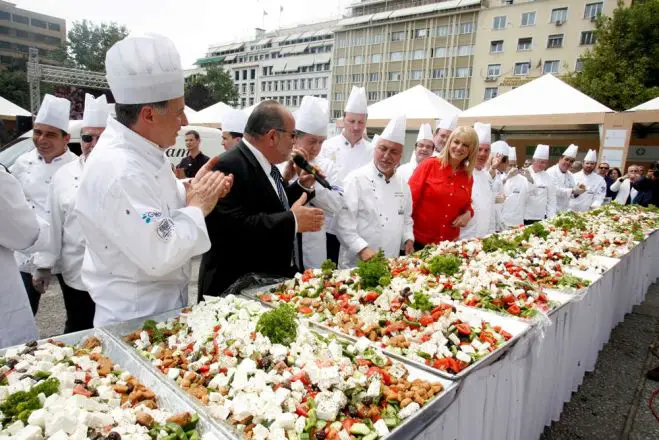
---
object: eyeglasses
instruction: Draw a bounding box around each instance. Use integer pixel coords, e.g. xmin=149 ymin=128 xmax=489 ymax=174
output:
xmin=274 ymin=128 xmax=297 ymax=140
xmin=81 ymin=134 xmax=101 ymax=143
xmin=599 ymin=166 xmax=610 ymax=170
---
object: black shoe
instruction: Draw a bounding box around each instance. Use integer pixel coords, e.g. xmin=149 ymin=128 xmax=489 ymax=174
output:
xmin=646 ymin=365 xmax=659 ymax=381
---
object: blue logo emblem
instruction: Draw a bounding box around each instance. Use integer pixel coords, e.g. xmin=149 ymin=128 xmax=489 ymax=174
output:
xmin=141 ymin=210 xmax=163 ymax=224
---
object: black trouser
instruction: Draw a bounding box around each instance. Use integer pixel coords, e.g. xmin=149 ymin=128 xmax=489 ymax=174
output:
xmin=57 ymin=275 xmax=95 ymax=333
xmin=20 ymin=271 xmax=41 ymax=315
xmin=413 ymin=241 xmax=427 ymax=252
xmin=524 ymin=219 xmax=540 ymax=225
xmin=326 ymin=233 xmax=340 ymax=264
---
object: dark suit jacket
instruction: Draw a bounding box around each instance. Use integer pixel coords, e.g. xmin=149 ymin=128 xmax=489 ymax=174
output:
xmin=631 ymin=176 xmax=657 ymax=207
xmin=198 ymin=141 xmax=311 ymax=299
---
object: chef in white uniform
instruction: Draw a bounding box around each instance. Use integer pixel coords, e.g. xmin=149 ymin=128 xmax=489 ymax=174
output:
xmin=221 ymin=110 xmax=248 ymax=150
xmin=488 ymin=140 xmax=509 ymax=231
xmin=11 ymin=94 xmax=77 ymax=315
xmin=0 ymin=167 xmax=50 ymax=348
xmin=524 ymin=144 xmax=557 ymax=224
xmin=569 ymin=149 xmax=607 ymax=212
xmin=433 ymin=114 xmax=458 ymax=156
xmin=319 ymin=86 xmax=372 ymax=263
xmin=75 ymin=33 xmax=233 ymax=326
xmin=279 ymin=96 xmax=342 ymax=269
xmin=45 ymin=94 xmax=110 ymax=333
xmin=460 ymin=122 xmax=495 ymax=240
xmin=336 ymin=115 xmax=414 ymax=268
xmin=397 ymin=123 xmax=434 ymax=183
xmin=501 ymin=146 xmax=530 ymax=229
xmin=547 ymin=144 xmax=583 ymax=213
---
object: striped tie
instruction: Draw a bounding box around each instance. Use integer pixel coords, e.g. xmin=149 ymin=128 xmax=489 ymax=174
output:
xmin=270 ymin=165 xmax=289 ymax=209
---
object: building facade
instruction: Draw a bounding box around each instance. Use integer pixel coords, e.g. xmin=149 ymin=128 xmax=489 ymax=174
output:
xmin=194 ymin=20 xmax=338 ymax=110
xmin=0 ymin=0 xmax=65 ymax=69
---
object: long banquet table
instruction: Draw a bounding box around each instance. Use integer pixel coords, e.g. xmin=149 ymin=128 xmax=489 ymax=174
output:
xmin=422 ymin=230 xmax=659 ymax=440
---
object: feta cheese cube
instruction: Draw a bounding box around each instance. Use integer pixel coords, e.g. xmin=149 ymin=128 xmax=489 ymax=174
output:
xmin=49 ymin=429 xmax=69 ymax=440
xmin=6 ymin=420 xmax=24 ymax=435
xmin=252 ymin=424 xmax=269 ymax=440
xmin=398 ymin=402 xmax=421 ymax=419
xmin=456 ymin=351 xmax=472 ymax=364
xmin=315 ymin=392 xmax=340 ymax=421
xmin=167 ymin=368 xmax=180 ymax=380
xmin=373 ymin=419 xmax=390 ymax=437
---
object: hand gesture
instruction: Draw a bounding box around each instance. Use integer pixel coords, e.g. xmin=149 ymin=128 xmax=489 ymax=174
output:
xmin=358 ymin=247 xmax=377 ymax=261
xmin=186 ymin=170 xmax=233 ymax=216
xmin=403 ymin=240 xmax=414 ymax=256
xmin=572 ymin=184 xmax=586 ymax=196
xmin=452 ymin=211 xmax=472 ymax=228
xmin=291 ymin=193 xmax=324 ymax=232
xmin=32 ymin=268 xmax=51 ymax=294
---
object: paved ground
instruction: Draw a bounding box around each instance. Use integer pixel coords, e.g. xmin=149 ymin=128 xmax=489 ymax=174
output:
xmin=34 ymin=260 xmax=659 ymax=439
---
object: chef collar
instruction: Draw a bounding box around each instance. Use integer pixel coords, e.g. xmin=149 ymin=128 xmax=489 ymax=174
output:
xmin=340 ymin=133 xmax=368 ymax=148
xmin=35 ymin=149 xmax=70 ymax=163
xmin=107 ymin=117 xmax=167 ymax=167
xmin=373 ymin=162 xmax=393 ymax=184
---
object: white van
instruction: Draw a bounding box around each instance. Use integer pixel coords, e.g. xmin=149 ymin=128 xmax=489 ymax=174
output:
xmin=0 ymin=121 xmax=224 ymax=169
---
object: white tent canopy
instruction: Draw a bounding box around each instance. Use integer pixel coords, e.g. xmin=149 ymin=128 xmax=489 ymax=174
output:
xmin=184 ymin=106 xmax=198 ymax=116
xmin=0 ymin=96 xmax=31 ymax=119
xmin=366 ymin=85 xmax=460 ymax=122
xmin=187 ymin=101 xmax=233 ymax=124
xmin=242 ymin=103 xmax=259 ymax=117
xmin=628 ymin=96 xmax=659 ymax=112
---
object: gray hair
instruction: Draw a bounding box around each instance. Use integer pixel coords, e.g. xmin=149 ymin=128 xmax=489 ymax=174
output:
xmin=244 ymin=100 xmax=285 ymax=137
xmin=115 ymin=100 xmax=169 ymax=128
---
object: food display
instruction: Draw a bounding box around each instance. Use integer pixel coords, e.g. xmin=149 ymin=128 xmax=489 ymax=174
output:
xmin=120 ymin=296 xmax=454 ymax=440
xmin=0 ymin=335 xmax=205 ymax=440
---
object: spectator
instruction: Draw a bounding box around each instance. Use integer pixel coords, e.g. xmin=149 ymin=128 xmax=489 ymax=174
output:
xmin=176 ymin=130 xmax=210 ymax=178
xmin=571 ymin=160 xmax=583 ymax=174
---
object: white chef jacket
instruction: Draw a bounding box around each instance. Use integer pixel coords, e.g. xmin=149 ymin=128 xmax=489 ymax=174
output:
xmin=10 ymin=148 xmax=76 ymax=272
xmin=75 ymin=118 xmax=211 ymax=327
xmin=569 ymin=171 xmax=607 ymax=212
xmin=335 ymin=163 xmax=413 ymax=269
xmin=0 ymin=167 xmax=49 ymax=348
xmin=610 ymin=178 xmax=637 ymax=205
xmin=491 ymin=171 xmax=506 ymax=232
xmin=397 ymin=161 xmax=417 ymax=184
xmin=460 ymin=168 xmax=495 ymax=240
xmin=501 ymin=173 xmax=530 ymax=229
xmin=45 ymin=157 xmax=87 ymax=290
xmin=524 ymin=168 xmax=557 ymax=221
xmin=547 ymin=164 xmax=575 ymax=213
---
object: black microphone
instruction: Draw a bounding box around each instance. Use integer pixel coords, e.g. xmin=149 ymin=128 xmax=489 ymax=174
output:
xmin=292 ymin=154 xmax=332 ymax=190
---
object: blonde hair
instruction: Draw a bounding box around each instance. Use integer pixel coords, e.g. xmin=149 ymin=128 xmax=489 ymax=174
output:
xmin=438 ymin=126 xmax=479 ymax=175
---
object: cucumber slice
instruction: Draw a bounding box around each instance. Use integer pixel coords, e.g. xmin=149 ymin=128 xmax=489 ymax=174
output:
xmin=363 ymin=433 xmax=378 ymax=440
xmin=350 ymin=423 xmax=371 ymax=436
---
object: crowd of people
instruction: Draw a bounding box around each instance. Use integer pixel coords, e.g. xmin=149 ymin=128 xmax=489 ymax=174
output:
xmin=2 ymin=32 xmax=658 ymax=349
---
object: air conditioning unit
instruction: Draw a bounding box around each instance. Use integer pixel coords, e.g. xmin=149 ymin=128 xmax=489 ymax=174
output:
xmin=485 ymin=76 xmax=497 ymax=82
xmin=555 ymin=20 xmax=563 ymax=26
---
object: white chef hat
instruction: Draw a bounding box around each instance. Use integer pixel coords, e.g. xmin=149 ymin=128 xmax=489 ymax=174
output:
xmin=533 ymin=144 xmax=550 ymax=160
xmin=295 ymin=96 xmax=329 ymax=137
xmin=222 ymin=110 xmax=248 ymax=134
xmin=344 ymin=86 xmax=368 ymax=114
xmin=435 ymin=114 xmax=458 ymax=131
xmin=508 ymin=146 xmax=517 ymax=162
xmin=106 ymin=33 xmax=184 ymax=105
xmin=35 ymin=94 xmax=70 ymax=133
xmin=82 ymin=93 xmax=110 ymax=128
xmin=380 ymin=115 xmax=406 ymax=146
xmin=474 ymin=122 xmax=491 ymax=145
xmin=491 ymin=140 xmax=510 ymax=157
xmin=416 ymin=123 xmax=433 ymax=143
xmin=563 ymin=144 xmax=578 ymax=159
xmin=584 ymin=149 xmax=598 ymax=162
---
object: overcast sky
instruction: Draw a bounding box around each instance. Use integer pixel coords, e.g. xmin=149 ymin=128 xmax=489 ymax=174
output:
xmin=15 ymin=0 xmax=351 ymax=68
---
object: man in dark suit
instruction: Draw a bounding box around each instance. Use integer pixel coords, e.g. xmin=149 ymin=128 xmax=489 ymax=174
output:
xmin=198 ymin=101 xmax=325 ymax=299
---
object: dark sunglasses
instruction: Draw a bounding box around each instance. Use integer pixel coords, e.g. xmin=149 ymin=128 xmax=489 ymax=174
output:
xmin=81 ymin=134 xmax=101 ymax=143
xmin=599 ymin=165 xmax=609 ymax=170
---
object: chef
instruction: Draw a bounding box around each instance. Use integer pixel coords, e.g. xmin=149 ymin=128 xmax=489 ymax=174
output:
xmin=488 ymin=140 xmax=509 ymax=231
xmin=11 ymin=94 xmax=77 ymax=315
xmin=569 ymin=149 xmax=607 ymax=212
xmin=547 ymin=144 xmax=583 ymax=213
xmin=433 ymin=114 xmax=458 ymax=156
xmin=75 ymin=33 xmax=233 ymax=326
xmin=460 ymin=122 xmax=495 ymax=240
xmin=335 ymin=115 xmax=413 ymax=268
xmin=279 ymin=96 xmax=342 ymax=269
xmin=397 ymin=123 xmax=434 ymax=183
xmin=45 ymin=93 xmax=109 ymax=333
xmin=524 ymin=144 xmax=557 ymax=224
xmin=221 ymin=110 xmax=248 ymax=150
xmin=500 ymin=145 xmax=530 ymax=229
xmin=319 ymin=86 xmax=372 ymax=263
xmin=0 ymin=166 xmax=50 ymax=347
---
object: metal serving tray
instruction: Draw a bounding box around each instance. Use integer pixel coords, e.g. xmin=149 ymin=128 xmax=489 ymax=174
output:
xmin=0 ymin=328 xmax=231 ymax=440
xmin=104 ymin=305 xmax=460 ymax=440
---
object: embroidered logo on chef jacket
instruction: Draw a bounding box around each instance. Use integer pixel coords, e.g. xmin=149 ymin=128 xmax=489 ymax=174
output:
xmin=141 ymin=210 xmax=163 ymax=224
xmin=156 ymin=218 xmax=175 ymax=241
xmin=512 ymin=189 xmax=521 ymax=194
xmin=395 ymin=192 xmax=405 ymax=215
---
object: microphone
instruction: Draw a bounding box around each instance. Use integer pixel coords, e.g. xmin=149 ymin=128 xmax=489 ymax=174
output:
xmin=292 ymin=154 xmax=332 ymax=190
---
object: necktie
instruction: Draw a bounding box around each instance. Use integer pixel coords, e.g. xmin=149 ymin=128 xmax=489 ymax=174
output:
xmin=270 ymin=165 xmax=301 ymax=269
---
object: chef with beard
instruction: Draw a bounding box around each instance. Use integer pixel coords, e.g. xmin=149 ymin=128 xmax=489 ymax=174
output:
xmin=547 ymin=144 xmax=583 ymax=213
xmin=569 ymin=149 xmax=607 ymax=211
xmin=397 ymin=123 xmax=434 ymax=183
xmin=524 ymin=144 xmax=557 ymax=224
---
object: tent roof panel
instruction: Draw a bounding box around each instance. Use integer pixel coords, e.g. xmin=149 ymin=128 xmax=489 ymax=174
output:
xmin=628 ymin=96 xmax=659 ymax=111
xmin=366 ymin=84 xmax=461 ymax=121
xmin=0 ymin=96 xmax=31 ymax=118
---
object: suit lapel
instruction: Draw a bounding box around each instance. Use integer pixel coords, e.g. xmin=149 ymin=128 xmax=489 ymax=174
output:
xmin=236 ymin=142 xmax=285 ymax=212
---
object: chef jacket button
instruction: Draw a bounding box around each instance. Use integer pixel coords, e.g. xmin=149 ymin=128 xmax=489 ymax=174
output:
xmin=74 ymin=177 xmax=78 ymax=180
xmin=448 ymin=204 xmax=451 ymax=207
xmin=46 ymin=210 xmax=50 ymax=214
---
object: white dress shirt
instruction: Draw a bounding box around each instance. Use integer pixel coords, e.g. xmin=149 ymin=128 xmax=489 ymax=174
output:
xmin=460 ymin=168 xmax=495 ymax=240
xmin=524 ymin=168 xmax=557 ymax=221
xmin=611 ymin=178 xmax=637 ymax=205
xmin=75 ymin=118 xmax=211 ymax=326
xmin=569 ymin=171 xmax=607 ymax=212
xmin=547 ymin=164 xmax=575 ymax=213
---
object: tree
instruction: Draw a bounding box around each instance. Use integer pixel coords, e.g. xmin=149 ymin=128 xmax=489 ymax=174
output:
xmin=184 ymin=66 xmax=240 ymax=110
xmin=58 ymin=20 xmax=129 ymax=72
xmin=568 ymin=0 xmax=659 ymax=111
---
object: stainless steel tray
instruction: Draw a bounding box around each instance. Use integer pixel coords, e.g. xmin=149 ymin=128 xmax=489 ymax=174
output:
xmin=0 ymin=328 xmax=231 ymax=440
xmin=104 ymin=305 xmax=460 ymax=440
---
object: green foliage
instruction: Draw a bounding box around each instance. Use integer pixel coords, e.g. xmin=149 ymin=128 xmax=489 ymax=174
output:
xmin=256 ymin=304 xmax=298 ymax=347
xmin=410 ymin=292 xmax=433 ymax=312
xmin=481 ymin=234 xmax=519 ymax=254
xmin=142 ymin=319 xmax=167 ymax=343
xmin=427 ymin=254 xmax=462 ymax=276
xmin=551 ymin=212 xmax=587 ymax=231
xmin=557 ymin=274 xmax=591 ymax=289
xmin=62 ymin=20 xmax=129 ymax=71
xmin=184 ymin=66 xmax=240 ymax=110
xmin=0 ymin=377 xmax=59 ymax=425
xmin=321 ymin=259 xmax=337 ymax=276
xmin=516 ymin=222 xmax=549 ymax=242
xmin=567 ymin=0 xmax=659 ymax=110
xmin=357 ymin=250 xmax=391 ymax=289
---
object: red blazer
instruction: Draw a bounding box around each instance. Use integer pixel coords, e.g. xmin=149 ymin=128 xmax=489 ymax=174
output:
xmin=409 ymin=158 xmax=473 ymax=244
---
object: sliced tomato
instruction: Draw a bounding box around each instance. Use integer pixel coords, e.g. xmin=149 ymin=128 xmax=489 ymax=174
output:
xmin=456 ymin=323 xmax=471 ymax=335
xmin=538 ymin=293 xmax=548 ymax=302
xmin=384 ymin=322 xmax=406 ymax=335
xmin=342 ymin=419 xmax=357 ymax=432
xmin=355 ymin=359 xmax=372 ymax=367
xmin=292 ymin=371 xmax=310 ymax=386
xmin=419 ymin=315 xmax=435 ymax=326
xmin=366 ymin=367 xmax=392 ymax=385
xmin=518 ymin=293 xmax=528 ymax=301
xmin=507 ymin=304 xmax=521 ymax=315
xmin=492 ymin=298 xmax=504 ymax=308
xmin=73 ymin=384 xmax=92 ymax=398
xmin=502 ymin=294 xmax=516 ymax=305
xmin=298 ymin=305 xmax=313 ymax=314
xmin=432 ymin=358 xmax=451 ymax=370
xmin=390 ymin=301 xmax=402 ymax=312
xmin=363 ymin=291 xmax=379 ymax=303
xmin=420 ymin=334 xmax=431 ymax=342
xmin=302 ymin=269 xmax=314 ymax=282
xmin=224 ymin=349 xmax=234 ymax=357
xmin=197 ymin=364 xmax=210 ymax=373
xmin=260 ymin=295 xmax=272 ymax=303
xmin=500 ymin=330 xmax=513 ymax=340
xmin=295 ymin=404 xmax=309 ymax=417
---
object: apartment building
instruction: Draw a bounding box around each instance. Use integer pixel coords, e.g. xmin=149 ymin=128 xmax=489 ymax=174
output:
xmin=470 ymin=0 xmax=623 ymax=106
xmin=0 ymin=0 xmax=65 ymax=69
xmin=194 ymin=20 xmax=338 ymax=109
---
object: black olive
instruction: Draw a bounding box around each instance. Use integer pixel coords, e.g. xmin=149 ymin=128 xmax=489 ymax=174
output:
xmin=25 ymin=340 xmax=38 ymax=348
xmin=90 ymin=388 xmax=99 ymax=397
xmin=362 ymin=396 xmax=373 ymax=406
xmin=15 ymin=368 xmax=27 ymax=373
xmin=89 ymin=429 xmax=102 ymax=440
xmin=190 ymin=352 xmax=201 ymax=362
xmin=315 ymin=430 xmax=327 ymax=440
xmin=21 ymin=346 xmax=37 ymax=355
xmin=107 ymin=432 xmax=121 ymax=440
xmin=126 ymin=383 xmax=134 ymax=393
xmin=74 ymin=379 xmax=85 ymax=385
xmin=19 ymin=374 xmax=35 ymax=381
xmin=347 ymin=405 xmax=358 ymax=417
xmin=6 ymin=359 xmax=18 ymax=369
xmin=346 ymin=279 xmax=354 ymax=285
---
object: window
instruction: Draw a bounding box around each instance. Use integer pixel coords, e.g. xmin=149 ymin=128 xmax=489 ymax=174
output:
xmin=338 ymin=38 xmax=348 ymax=48
xmin=411 ymin=70 xmax=423 ymax=80
xmin=286 ymin=80 xmax=291 ymax=91
xmin=286 ymin=96 xmax=291 ymax=106
xmin=543 ymin=60 xmax=560 ymax=74
xmin=234 ymin=71 xmax=240 ymax=81
xmin=368 ymin=72 xmax=381 ymax=82
xmin=521 ymin=11 xmax=536 ymax=26
xmin=370 ymin=53 xmax=382 ymax=63
xmin=31 ymin=18 xmax=46 ymax=28
xmin=385 ymin=91 xmax=396 ymax=98
xmin=434 ymin=47 xmax=447 ymax=58
xmin=575 ymin=59 xmax=584 ymax=72
xmin=388 ymin=71 xmax=402 ymax=81
xmin=484 ymin=88 xmax=499 ymax=100
xmin=370 ymin=33 xmax=385 ymax=44
xmin=292 ymin=96 xmax=298 ymax=107
xmin=335 ymin=75 xmax=345 ymax=84
xmin=333 ymin=110 xmax=342 ymax=119
xmin=432 ymin=68 xmax=447 ymax=79
xmin=432 ymin=90 xmax=445 ymax=98
xmin=487 ymin=64 xmax=501 ymax=77
xmin=580 ymin=31 xmax=596 ymax=45
xmin=514 ymin=62 xmax=530 ymax=75
xmin=584 ymin=2 xmax=603 ymax=19
xmin=242 ymin=70 xmax=247 ymax=80
xmin=368 ymin=91 xmax=379 ymax=101
xmin=389 ymin=51 xmax=403 ymax=61
xmin=460 ymin=23 xmax=473 ymax=34
xmin=547 ymin=34 xmax=564 ymax=48
xmin=493 ymin=16 xmax=507 ymax=30
xmin=551 ymin=8 xmax=568 ymax=23
xmin=456 ymin=67 xmax=472 ymax=78
xmin=274 ymin=81 xmax=279 ymax=91
xmin=314 ymin=78 xmax=319 ymax=89
xmin=241 ymin=84 xmax=247 ymax=94
xmin=337 ymin=57 xmax=346 ymax=66
xmin=262 ymin=67 xmax=268 ymax=76
xmin=0 ymin=26 xmax=8 ymax=34
xmin=354 ymin=55 xmax=364 ymax=65
xmin=454 ymin=89 xmax=468 ymax=100
xmin=251 ymin=69 xmax=256 ymax=79
xmin=414 ymin=29 xmax=427 ymax=39
xmin=335 ymin=92 xmax=344 ymax=101
xmin=411 ymin=49 xmax=425 ymax=60
xmin=352 ymin=73 xmax=363 ymax=82
xmin=517 ymin=37 xmax=532 ymax=51
xmin=293 ymin=79 xmax=298 ymax=90
xmin=458 ymin=45 xmax=473 ymax=56
xmin=12 ymin=14 xmax=28 ymax=25
xmin=16 ymin=29 xmax=28 ymax=39
xmin=322 ymin=78 xmax=328 ymax=89
xmin=300 ymin=80 xmax=305 ymax=90
xmin=391 ymin=31 xmax=406 ymax=41
xmin=0 ymin=11 xmax=9 ymax=20
xmin=316 ymin=64 xmax=322 ymax=72
xmin=434 ymin=25 xmax=450 ymax=37
xmin=490 ymin=40 xmax=504 ymax=53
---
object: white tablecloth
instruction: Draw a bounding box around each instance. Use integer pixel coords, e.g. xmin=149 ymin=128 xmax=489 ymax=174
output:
xmin=422 ymin=231 xmax=659 ymax=440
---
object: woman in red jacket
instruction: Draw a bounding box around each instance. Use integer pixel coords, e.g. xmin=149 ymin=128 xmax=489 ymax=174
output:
xmin=409 ymin=126 xmax=479 ymax=249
